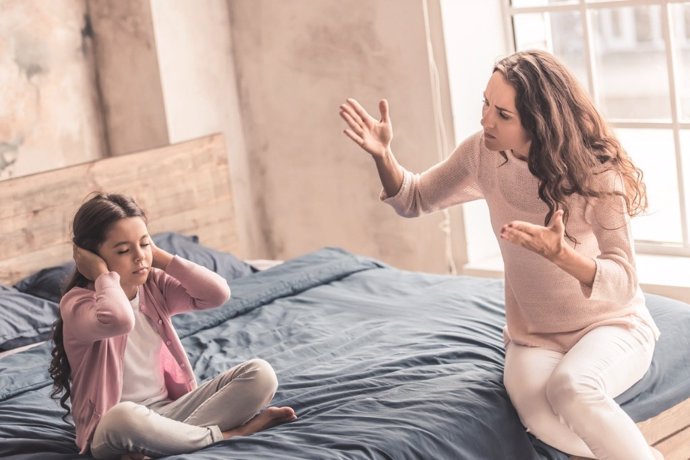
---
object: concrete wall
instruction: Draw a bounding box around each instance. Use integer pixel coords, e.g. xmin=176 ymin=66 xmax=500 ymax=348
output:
xmin=0 ymin=0 xmax=105 ymax=179
xmin=226 ymin=0 xmax=464 ymax=271
xmin=149 ymin=0 xmax=258 ymax=258
xmin=1 ymin=0 xmax=472 ymax=273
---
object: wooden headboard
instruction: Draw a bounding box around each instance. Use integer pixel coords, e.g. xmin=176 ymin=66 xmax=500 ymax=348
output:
xmin=0 ymin=134 xmax=240 ymax=285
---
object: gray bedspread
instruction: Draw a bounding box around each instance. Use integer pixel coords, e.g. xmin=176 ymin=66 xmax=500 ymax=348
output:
xmin=1 ymin=247 xmax=689 ymax=459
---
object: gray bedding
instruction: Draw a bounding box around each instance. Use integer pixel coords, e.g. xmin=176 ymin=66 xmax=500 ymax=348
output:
xmin=1 ymin=247 xmax=689 ymax=459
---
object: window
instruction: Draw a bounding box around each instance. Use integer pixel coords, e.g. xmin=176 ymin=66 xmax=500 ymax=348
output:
xmin=506 ymin=0 xmax=690 ymax=256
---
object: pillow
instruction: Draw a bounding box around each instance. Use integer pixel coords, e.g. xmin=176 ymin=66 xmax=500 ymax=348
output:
xmin=0 ymin=285 xmax=58 ymax=351
xmin=13 ymin=262 xmax=74 ymax=303
xmin=152 ymin=232 xmax=256 ymax=280
xmin=13 ymin=232 xmax=254 ymax=303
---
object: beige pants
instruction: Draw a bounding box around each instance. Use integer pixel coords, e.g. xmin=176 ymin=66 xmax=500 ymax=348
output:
xmin=504 ymin=320 xmax=657 ymax=460
xmin=90 ymin=358 xmax=278 ymax=459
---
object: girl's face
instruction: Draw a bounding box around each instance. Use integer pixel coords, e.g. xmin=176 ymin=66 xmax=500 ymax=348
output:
xmin=98 ymin=217 xmax=152 ymax=299
xmin=480 ymin=71 xmax=531 ymax=159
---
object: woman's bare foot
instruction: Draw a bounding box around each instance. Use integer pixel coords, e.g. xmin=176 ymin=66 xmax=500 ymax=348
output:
xmin=222 ymin=406 xmax=297 ymax=440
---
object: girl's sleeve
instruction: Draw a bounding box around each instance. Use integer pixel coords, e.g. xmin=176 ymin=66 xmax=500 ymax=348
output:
xmin=382 ymin=131 xmax=484 ymax=217
xmin=61 ymin=272 xmax=135 ymax=342
xmin=158 ymin=256 xmax=232 ymax=315
xmin=582 ymin=173 xmax=639 ymax=304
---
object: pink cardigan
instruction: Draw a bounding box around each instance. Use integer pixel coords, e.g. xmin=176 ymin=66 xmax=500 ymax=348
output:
xmin=60 ymin=256 xmax=231 ymax=454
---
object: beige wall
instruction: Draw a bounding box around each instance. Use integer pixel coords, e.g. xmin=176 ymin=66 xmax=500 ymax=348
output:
xmin=1 ymin=0 xmax=470 ymax=273
xmin=226 ymin=0 xmax=465 ymax=271
xmin=149 ymin=0 xmax=259 ymax=260
xmin=0 ymin=0 xmax=105 ymax=179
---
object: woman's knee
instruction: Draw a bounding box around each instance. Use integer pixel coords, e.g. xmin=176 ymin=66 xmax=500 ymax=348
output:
xmin=546 ymin=370 xmax=602 ymax=413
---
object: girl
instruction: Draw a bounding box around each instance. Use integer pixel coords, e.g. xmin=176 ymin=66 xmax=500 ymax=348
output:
xmin=339 ymin=50 xmax=662 ymax=459
xmin=49 ymin=193 xmax=296 ymax=459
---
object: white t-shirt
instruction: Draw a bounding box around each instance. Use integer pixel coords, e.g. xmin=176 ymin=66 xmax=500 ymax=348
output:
xmin=120 ymin=292 xmax=169 ymax=406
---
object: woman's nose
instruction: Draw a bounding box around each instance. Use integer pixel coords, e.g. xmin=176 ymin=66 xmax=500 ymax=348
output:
xmin=481 ymin=110 xmax=494 ymax=128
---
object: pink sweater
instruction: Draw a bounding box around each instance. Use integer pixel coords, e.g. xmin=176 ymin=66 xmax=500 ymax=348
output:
xmin=60 ymin=256 xmax=231 ymax=453
xmin=383 ymin=131 xmax=659 ymax=352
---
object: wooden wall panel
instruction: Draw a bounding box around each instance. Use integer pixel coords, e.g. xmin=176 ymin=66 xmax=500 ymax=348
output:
xmin=0 ymin=134 xmax=238 ymax=285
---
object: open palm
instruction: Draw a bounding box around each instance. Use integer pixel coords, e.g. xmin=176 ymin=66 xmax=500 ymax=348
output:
xmin=499 ymin=210 xmax=566 ymax=261
xmin=339 ymin=98 xmax=393 ymax=158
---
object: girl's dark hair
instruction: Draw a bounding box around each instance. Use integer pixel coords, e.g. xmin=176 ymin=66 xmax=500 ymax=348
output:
xmin=494 ymin=49 xmax=647 ymax=241
xmin=49 ymin=193 xmax=147 ymax=421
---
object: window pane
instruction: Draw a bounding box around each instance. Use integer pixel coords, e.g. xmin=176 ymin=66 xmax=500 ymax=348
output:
xmin=513 ymin=12 xmax=589 ymax=91
xmin=617 ymin=129 xmax=682 ymax=243
xmin=590 ymin=6 xmax=671 ymax=120
xmin=680 ymin=130 xmax=690 ymax=234
xmin=672 ymin=3 xmax=690 ymax=121
xmin=511 ymin=0 xmax=575 ymax=6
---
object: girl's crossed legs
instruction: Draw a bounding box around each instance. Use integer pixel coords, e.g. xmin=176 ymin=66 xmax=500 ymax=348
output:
xmin=504 ymin=320 xmax=659 ymax=460
xmin=91 ymin=358 xmax=295 ymax=459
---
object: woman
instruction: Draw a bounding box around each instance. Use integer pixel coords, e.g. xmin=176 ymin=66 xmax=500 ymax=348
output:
xmin=339 ymin=49 xmax=662 ymax=459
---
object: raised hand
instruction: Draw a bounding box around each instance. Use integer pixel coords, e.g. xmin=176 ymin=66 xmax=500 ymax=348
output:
xmin=149 ymin=237 xmax=173 ymax=270
xmin=73 ymin=245 xmax=109 ymax=281
xmin=499 ymin=210 xmax=566 ymax=262
xmin=339 ymin=98 xmax=393 ymax=158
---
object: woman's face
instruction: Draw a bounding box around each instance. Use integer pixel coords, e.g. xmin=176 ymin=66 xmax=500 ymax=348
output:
xmin=480 ymin=71 xmax=531 ymax=159
xmin=98 ymin=217 xmax=152 ymax=299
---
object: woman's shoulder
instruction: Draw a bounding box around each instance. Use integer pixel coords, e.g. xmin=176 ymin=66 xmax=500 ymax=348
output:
xmin=589 ymin=165 xmax=625 ymax=194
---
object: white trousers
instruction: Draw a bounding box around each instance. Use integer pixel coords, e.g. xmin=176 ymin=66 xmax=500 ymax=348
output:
xmin=90 ymin=358 xmax=278 ymax=459
xmin=503 ymin=319 xmax=657 ymax=460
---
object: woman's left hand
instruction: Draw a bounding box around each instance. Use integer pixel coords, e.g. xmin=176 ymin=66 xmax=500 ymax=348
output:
xmin=500 ymin=210 xmax=566 ymax=262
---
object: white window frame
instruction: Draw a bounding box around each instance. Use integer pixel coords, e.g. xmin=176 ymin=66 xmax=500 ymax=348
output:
xmin=504 ymin=0 xmax=690 ymax=257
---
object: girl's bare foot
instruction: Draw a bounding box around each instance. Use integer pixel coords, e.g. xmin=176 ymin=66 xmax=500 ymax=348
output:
xmin=120 ymin=454 xmax=150 ymax=460
xmin=222 ymin=406 xmax=297 ymax=439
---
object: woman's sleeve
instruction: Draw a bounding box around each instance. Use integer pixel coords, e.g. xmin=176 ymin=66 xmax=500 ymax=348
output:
xmin=582 ymin=174 xmax=639 ymax=304
xmin=61 ymin=272 xmax=135 ymax=342
xmin=382 ymin=131 xmax=484 ymax=217
xmin=157 ymin=256 xmax=232 ymax=315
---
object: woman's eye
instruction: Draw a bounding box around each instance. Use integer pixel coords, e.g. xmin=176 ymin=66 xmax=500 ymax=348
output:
xmin=499 ymin=112 xmax=510 ymax=120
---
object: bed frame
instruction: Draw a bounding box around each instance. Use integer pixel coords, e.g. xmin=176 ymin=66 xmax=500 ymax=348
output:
xmin=0 ymin=133 xmax=240 ymax=286
xmin=571 ymin=399 xmax=690 ymax=459
xmin=0 ymin=135 xmax=687 ymax=459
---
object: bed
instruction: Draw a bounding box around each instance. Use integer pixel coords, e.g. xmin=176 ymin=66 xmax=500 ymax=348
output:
xmin=1 ymin=135 xmax=689 ymax=460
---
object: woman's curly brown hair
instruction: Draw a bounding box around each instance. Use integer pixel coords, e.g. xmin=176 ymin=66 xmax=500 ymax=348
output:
xmin=494 ymin=50 xmax=647 ymax=241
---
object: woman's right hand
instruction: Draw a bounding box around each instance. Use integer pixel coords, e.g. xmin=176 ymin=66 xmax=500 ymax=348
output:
xmin=73 ymin=245 xmax=109 ymax=281
xmin=339 ymin=98 xmax=393 ymax=159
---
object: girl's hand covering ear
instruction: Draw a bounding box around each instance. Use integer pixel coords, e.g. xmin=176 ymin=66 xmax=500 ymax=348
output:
xmin=73 ymin=245 xmax=109 ymax=281
xmin=150 ymin=237 xmax=173 ymax=270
